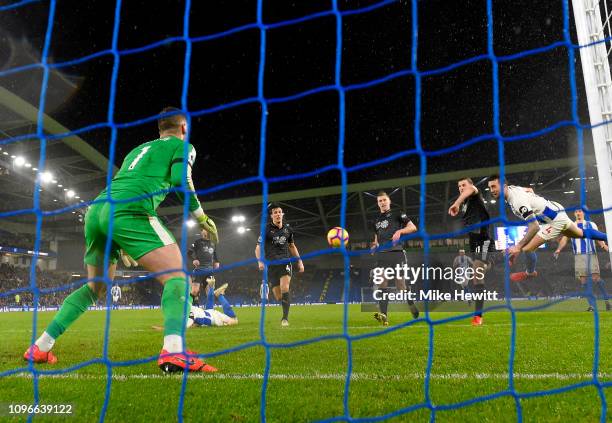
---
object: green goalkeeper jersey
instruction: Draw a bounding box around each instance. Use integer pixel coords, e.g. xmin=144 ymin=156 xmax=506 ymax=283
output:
xmin=94 ymin=135 xmax=201 ymax=214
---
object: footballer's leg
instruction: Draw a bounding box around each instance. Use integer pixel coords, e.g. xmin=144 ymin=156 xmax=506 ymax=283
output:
xmin=272 ymin=286 xmax=282 ymax=302
xmin=136 ymin=244 xmax=216 ymax=373
xmin=592 ymin=274 xmax=612 ymax=311
xmin=204 ymin=278 xmax=216 ymax=310
xmin=579 ymin=276 xmax=595 ymax=311
xmin=25 ymin=203 xmax=114 ymax=364
xmin=471 ymin=260 xmax=486 ymax=326
xmin=215 ymin=284 xmax=237 ymax=322
xmin=25 ymin=263 xmax=114 ymax=364
xmin=112 ymin=210 xmax=215 ymax=372
xmin=190 ymin=280 xmax=201 ymax=307
xmin=280 ymin=274 xmax=291 ymax=326
xmin=396 ymin=278 xmax=419 ymax=319
xmin=269 ymin=264 xmax=282 ymax=302
xmin=509 ymin=235 xmax=544 ymax=283
xmin=563 ymin=221 xmax=608 ymax=242
xmin=470 ymin=237 xmax=496 ymax=325
xmin=374 ymin=279 xmax=389 ymax=326
xmin=582 ymin=271 xmax=611 ymax=311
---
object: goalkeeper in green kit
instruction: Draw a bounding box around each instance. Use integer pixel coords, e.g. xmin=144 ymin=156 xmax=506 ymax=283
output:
xmin=24 ymin=107 xmax=219 ymax=373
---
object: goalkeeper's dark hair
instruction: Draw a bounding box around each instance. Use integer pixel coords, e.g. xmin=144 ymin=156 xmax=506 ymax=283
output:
xmin=376 ymin=191 xmax=389 ymax=198
xmin=458 ymin=177 xmax=474 ymax=184
xmin=158 ymin=107 xmax=186 ymax=133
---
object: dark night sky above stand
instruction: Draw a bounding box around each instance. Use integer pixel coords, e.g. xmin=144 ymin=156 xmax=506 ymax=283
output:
xmin=0 ymin=0 xmax=597 ymax=211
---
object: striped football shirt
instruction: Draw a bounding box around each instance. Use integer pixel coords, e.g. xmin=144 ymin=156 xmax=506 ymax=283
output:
xmin=571 ymin=221 xmax=598 ymax=255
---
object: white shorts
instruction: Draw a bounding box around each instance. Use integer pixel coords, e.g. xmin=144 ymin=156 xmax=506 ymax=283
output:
xmin=207 ymin=309 xmax=233 ymax=326
xmin=575 ymin=254 xmax=600 ymax=278
xmin=187 ymin=306 xmax=234 ymax=328
xmin=537 ymin=212 xmax=572 ymax=241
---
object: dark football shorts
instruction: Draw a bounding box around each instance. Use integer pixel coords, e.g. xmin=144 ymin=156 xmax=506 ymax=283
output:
xmin=267 ymin=263 xmax=293 ymax=287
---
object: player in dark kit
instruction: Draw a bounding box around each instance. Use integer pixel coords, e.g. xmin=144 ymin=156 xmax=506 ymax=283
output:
xmin=189 ymin=230 xmax=220 ymax=306
xmin=371 ymin=191 xmax=419 ymax=326
xmin=448 ymin=177 xmax=496 ymax=326
xmin=255 ymin=204 xmax=304 ymax=327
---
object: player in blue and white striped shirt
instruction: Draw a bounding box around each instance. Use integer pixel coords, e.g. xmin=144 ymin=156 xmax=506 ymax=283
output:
xmin=555 ymin=209 xmax=610 ymax=311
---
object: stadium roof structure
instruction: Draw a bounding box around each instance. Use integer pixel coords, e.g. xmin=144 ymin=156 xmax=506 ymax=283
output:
xmin=0 ymin=30 xmax=115 ymax=218
xmin=159 ymin=155 xmax=602 ymax=243
xmin=0 ymin=85 xmax=116 ymax=236
xmin=0 ymin=86 xmax=604 ymax=242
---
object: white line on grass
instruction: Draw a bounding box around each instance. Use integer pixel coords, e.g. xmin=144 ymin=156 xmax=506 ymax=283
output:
xmin=0 ymin=321 xmax=599 ymax=334
xmin=5 ymin=372 xmax=610 ymax=381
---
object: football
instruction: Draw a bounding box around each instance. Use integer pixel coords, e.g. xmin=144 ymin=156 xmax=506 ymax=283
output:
xmin=326 ymin=227 xmax=349 ymax=248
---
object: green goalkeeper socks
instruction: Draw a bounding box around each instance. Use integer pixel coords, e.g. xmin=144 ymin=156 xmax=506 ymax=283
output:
xmin=44 ymin=278 xmax=191 ymax=342
xmin=161 ymin=277 xmax=192 ymax=337
xmin=46 ymin=284 xmax=98 ymax=339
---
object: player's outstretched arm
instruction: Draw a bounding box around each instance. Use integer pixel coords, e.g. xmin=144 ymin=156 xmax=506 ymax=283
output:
xmin=392 ymin=221 xmax=417 ymax=243
xmin=370 ymin=234 xmax=379 ymax=254
xmin=449 ymin=185 xmax=477 ymax=216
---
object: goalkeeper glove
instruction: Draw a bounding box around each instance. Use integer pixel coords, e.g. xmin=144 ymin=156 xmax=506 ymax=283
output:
xmin=120 ymin=250 xmax=138 ymax=267
xmin=197 ymin=213 xmax=219 ymax=244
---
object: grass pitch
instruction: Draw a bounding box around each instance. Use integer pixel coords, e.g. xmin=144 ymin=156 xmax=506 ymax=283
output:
xmin=0 ymin=303 xmax=611 ymax=422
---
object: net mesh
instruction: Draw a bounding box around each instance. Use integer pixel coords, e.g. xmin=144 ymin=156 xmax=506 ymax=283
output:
xmin=0 ymin=0 xmax=609 ymax=421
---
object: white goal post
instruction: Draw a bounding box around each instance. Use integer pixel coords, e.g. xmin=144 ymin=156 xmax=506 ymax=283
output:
xmin=572 ymin=0 xmax=612 ymax=264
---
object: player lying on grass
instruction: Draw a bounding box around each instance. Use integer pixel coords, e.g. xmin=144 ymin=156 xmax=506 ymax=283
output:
xmin=187 ymin=278 xmax=238 ymax=327
xmin=24 ymin=107 xmax=219 ymax=373
xmin=487 ymin=175 xmax=608 ymax=283
xmin=152 ymin=278 xmax=238 ymax=330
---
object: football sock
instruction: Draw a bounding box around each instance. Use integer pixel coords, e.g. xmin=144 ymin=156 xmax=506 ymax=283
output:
xmin=34 ymin=331 xmax=55 ymax=353
xmin=582 ymin=228 xmax=608 ymax=242
xmin=379 ymin=288 xmax=389 ymax=316
xmin=163 ymin=335 xmax=183 ymax=354
xmin=281 ymin=292 xmax=290 ymax=320
xmin=205 ymin=285 xmax=215 ymax=310
xmin=45 ymin=284 xmax=97 ymax=340
xmin=525 ymin=252 xmax=537 ymax=274
xmin=596 ymin=280 xmax=609 ymax=300
xmin=259 ymin=282 xmax=269 ymax=302
xmin=582 ymin=284 xmax=596 ymax=308
xmin=407 ymin=296 xmax=419 ymax=318
xmin=217 ymin=294 xmax=236 ymax=318
xmin=473 ymin=284 xmax=485 ymax=317
xmin=161 ymin=277 xmax=192 ymax=338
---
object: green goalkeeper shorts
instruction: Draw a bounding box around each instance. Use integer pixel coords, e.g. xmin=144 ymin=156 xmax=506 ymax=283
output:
xmin=83 ymin=202 xmax=176 ymax=267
